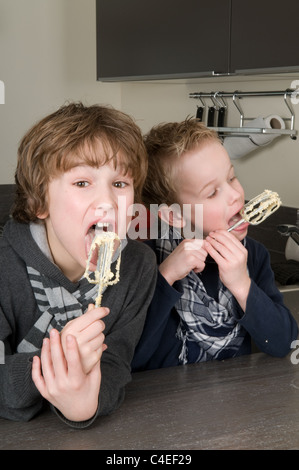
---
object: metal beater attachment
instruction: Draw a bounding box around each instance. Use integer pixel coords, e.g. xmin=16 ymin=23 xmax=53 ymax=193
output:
xmin=84 ymin=228 xmax=121 ymax=307
xmin=228 ymin=190 xmax=281 ymax=232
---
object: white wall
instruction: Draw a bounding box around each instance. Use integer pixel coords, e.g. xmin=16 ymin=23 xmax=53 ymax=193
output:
xmin=121 ymin=76 xmax=299 ymax=208
xmin=0 ymin=0 xmax=121 ymax=183
xmin=1 ymin=0 xmax=299 ymax=208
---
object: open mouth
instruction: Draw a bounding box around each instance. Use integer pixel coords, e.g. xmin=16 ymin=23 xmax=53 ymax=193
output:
xmin=95 ymin=222 xmax=114 ymax=234
xmin=87 ymin=222 xmax=115 ymax=239
xmin=228 ymin=212 xmax=242 ymax=227
xmin=228 ymin=213 xmax=242 ymax=229
xmin=228 ymin=212 xmax=249 ymax=232
xmin=84 ymin=222 xmax=117 ymax=269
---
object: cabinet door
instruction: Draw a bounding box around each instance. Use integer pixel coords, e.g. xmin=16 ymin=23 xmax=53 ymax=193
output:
xmin=97 ymin=0 xmax=231 ymax=81
xmin=230 ymin=0 xmax=299 ymax=73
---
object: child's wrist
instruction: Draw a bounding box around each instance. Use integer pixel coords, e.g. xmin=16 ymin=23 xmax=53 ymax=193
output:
xmin=231 ymin=279 xmax=251 ymax=311
xmin=158 ymin=265 xmax=175 ymax=286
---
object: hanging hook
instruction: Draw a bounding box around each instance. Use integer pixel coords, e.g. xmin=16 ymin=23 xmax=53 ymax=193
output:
xmin=207 ymin=93 xmax=217 ymax=127
xmin=195 ymin=94 xmax=205 ymax=121
xmin=232 ymin=91 xmax=244 ymax=127
xmin=213 ymin=92 xmax=226 ymax=109
xmin=197 ymin=94 xmax=206 ymax=108
xmin=284 ymin=90 xmax=296 ymax=139
xmin=214 ymin=92 xmax=227 ymax=128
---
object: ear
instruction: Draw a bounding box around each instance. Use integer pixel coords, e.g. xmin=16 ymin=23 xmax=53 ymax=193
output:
xmin=35 ymin=198 xmax=49 ymax=220
xmin=158 ymin=204 xmax=186 ymax=228
xmin=36 ymin=209 xmax=49 ymax=220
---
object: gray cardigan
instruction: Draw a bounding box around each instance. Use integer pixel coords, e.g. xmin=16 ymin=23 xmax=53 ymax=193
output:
xmin=0 ymin=219 xmax=157 ymax=427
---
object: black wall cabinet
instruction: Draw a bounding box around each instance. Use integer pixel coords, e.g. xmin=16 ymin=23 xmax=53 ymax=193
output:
xmin=96 ymin=0 xmax=299 ymax=81
xmin=230 ymin=0 xmax=299 ymax=73
xmin=96 ymin=0 xmax=231 ymax=81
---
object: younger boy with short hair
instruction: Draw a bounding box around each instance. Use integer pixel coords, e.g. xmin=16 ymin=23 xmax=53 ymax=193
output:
xmin=0 ymin=102 xmax=157 ymax=426
xmin=132 ymin=118 xmax=298 ymax=371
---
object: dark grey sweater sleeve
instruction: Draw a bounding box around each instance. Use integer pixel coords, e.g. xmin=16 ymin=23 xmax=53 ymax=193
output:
xmin=0 ymin=348 xmax=43 ymax=421
xmin=0 ymin=246 xmax=45 ymax=421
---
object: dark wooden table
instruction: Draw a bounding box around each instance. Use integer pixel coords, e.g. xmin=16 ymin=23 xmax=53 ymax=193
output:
xmin=1 ymin=352 xmax=299 ymax=450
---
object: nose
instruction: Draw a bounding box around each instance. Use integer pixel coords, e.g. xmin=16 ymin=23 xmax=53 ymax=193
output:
xmin=95 ymin=202 xmax=115 ymax=219
xmin=93 ymin=180 xmax=117 ymax=216
xmin=226 ymin=183 xmax=242 ymax=206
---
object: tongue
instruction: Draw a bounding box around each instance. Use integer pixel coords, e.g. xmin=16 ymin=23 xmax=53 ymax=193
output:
xmin=85 ymin=229 xmax=99 ymax=270
xmin=229 ymin=214 xmax=242 ymax=228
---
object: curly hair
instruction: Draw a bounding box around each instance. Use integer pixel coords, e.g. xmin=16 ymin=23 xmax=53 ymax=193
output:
xmin=12 ymin=102 xmax=147 ymax=223
xmin=142 ymin=118 xmax=220 ymax=207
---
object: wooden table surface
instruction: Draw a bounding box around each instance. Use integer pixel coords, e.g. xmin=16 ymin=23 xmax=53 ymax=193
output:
xmin=1 ymin=352 xmax=299 ymax=450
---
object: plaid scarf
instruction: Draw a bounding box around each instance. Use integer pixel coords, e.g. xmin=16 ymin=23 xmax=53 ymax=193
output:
xmin=156 ymin=227 xmax=246 ymax=364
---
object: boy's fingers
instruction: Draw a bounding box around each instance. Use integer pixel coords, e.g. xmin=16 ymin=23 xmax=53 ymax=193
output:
xmin=77 ymin=320 xmax=106 ymax=345
xmin=64 ymin=334 xmax=85 ymax=380
xmin=76 ymin=306 xmax=110 ymax=331
xmin=209 ymin=230 xmax=244 ymax=249
xmin=32 ymin=338 xmax=57 ymax=400
xmin=40 ymin=337 xmax=55 ymax=379
xmin=184 ymin=239 xmax=205 ymax=251
xmin=31 ymin=356 xmax=48 ymax=396
xmin=48 ymin=329 xmax=67 ymax=377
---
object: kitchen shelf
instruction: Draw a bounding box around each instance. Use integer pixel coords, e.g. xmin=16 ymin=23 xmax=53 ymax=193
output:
xmin=189 ymin=89 xmax=298 ymax=139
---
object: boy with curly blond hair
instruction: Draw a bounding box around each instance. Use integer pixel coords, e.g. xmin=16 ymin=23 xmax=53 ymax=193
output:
xmin=132 ymin=118 xmax=297 ymax=370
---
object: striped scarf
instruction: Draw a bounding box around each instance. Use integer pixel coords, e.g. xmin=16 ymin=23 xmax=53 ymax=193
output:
xmin=156 ymin=227 xmax=246 ymax=364
xmin=17 ymin=267 xmax=99 ymax=353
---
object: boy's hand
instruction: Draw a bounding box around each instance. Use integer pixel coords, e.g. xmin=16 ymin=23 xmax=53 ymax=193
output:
xmin=205 ymin=230 xmax=251 ymax=311
xmin=60 ymin=304 xmax=109 ymax=374
xmin=32 ymin=329 xmax=102 ymax=422
xmin=159 ymin=239 xmax=208 ymax=286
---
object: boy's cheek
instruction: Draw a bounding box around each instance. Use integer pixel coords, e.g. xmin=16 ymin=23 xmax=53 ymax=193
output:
xmin=117 ymin=195 xmax=135 ymax=237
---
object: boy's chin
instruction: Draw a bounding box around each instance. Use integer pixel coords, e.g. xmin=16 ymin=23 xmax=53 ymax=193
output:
xmin=233 ymin=229 xmax=248 ymax=241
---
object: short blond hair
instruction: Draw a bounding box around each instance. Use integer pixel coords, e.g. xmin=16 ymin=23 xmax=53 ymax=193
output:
xmin=12 ymin=102 xmax=147 ymax=223
xmin=142 ymin=118 xmax=219 ymax=207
